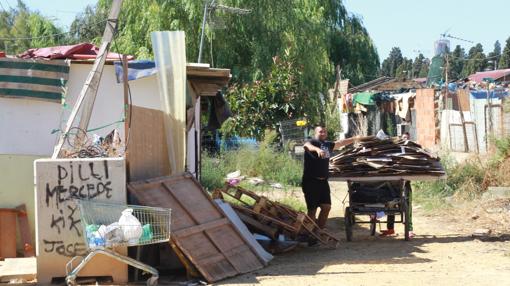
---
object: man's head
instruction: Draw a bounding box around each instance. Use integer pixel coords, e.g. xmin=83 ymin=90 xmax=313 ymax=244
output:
xmin=402 ymin=132 xmax=410 ymax=140
xmin=314 ymin=125 xmax=327 ymax=141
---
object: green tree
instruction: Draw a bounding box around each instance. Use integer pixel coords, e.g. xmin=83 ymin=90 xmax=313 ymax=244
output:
xmin=461 ymin=43 xmax=487 ymax=77
xmin=411 ymin=53 xmax=427 ymax=78
xmin=448 ymin=45 xmax=465 ymax=80
xmin=499 ymin=37 xmax=510 ymax=69
xmin=381 ymin=47 xmax=403 ymax=77
xmin=488 ymin=40 xmax=501 ymax=70
xmin=418 ymin=58 xmax=430 ymax=77
xmin=330 ymin=15 xmax=380 ymax=85
xmin=224 ymin=54 xmax=313 ymax=140
xmin=395 ymin=57 xmax=412 ymax=79
xmin=0 ymin=0 xmax=64 ymax=54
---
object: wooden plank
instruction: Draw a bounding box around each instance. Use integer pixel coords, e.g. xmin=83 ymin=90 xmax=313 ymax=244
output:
xmin=15 ymin=205 xmax=34 ymax=257
xmin=0 ymin=257 xmax=36 ymax=282
xmin=128 ymin=174 xmax=264 ymax=283
xmin=330 ymin=174 xmax=447 ymax=182
xmin=174 ymin=218 xmax=229 ymax=238
xmin=126 ymin=105 xmax=171 ymax=181
xmin=236 ymin=212 xmax=279 ymax=239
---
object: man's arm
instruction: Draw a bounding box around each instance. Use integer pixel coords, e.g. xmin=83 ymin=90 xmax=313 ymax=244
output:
xmin=333 ymin=136 xmax=359 ymax=150
xmin=304 ymin=141 xmax=326 ymax=158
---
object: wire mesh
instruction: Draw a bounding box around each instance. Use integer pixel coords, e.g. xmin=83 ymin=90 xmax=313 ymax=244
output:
xmin=279 ymin=119 xmax=308 ymax=144
xmin=76 ymin=200 xmax=171 ymax=249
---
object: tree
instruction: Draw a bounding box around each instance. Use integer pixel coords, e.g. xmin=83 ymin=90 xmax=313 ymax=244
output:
xmin=64 ymin=0 xmax=380 ymax=139
xmin=418 ymin=58 xmax=430 ymax=77
xmin=381 ymin=47 xmax=403 ymax=77
xmin=395 ymin=57 xmax=412 ymax=79
xmin=0 ymin=0 xmax=63 ymax=54
xmin=224 ymin=54 xmax=313 ymax=140
xmin=448 ymin=45 xmax=466 ymax=80
xmin=461 ymin=43 xmax=487 ymax=77
xmin=329 ymin=15 xmax=380 ymax=85
xmin=488 ymin=40 xmax=501 ymax=70
xmin=411 ymin=54 xmax=424 ymax=78
xmin=498 ymin=37 xmax=510 ymax=69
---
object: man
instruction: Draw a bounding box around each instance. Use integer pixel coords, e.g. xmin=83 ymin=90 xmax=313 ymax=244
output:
xmin=302 ymin=125 xmax=356 ymax=229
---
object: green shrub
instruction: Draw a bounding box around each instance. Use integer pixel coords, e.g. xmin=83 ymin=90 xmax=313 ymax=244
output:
xmin=200 ymin=137 xmax=303 ymax=191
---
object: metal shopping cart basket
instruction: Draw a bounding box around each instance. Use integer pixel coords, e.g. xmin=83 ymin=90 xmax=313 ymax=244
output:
xmin=65 ymin=199 xmax=171 ymax=286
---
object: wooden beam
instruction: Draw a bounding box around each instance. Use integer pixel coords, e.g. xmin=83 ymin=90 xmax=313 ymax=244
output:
xmin=52 ymin=0 xmax=124 ymax=158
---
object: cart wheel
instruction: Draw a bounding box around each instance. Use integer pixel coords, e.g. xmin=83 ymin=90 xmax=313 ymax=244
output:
xmin=147 ymin=276 xmax=158 ymax=286
xmin=370 ymin=217 xmax=377 ymax=236
xmin=344 ymin=207 xmax=353 ymax=242
xmin=404 ymin=200 xmax=410 ymax=241
xmin=65 ymin=277 xmax=77 ymax=286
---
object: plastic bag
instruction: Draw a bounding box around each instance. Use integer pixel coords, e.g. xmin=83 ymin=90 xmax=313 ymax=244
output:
xmin=118 ymin=208 xmax=142 ymax=244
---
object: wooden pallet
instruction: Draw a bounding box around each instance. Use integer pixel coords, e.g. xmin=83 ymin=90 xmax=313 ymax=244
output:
xmin=213 ymin=185 xmax=339 ymax=247
xmin=128 ymin=173 xmax=265 ymax=283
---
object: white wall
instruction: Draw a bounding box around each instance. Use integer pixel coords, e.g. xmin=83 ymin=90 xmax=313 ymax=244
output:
xmin=0 ymin=63 xmax=161 ymax=156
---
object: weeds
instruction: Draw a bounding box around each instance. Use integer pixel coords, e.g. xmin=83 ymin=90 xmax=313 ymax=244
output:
xmin=200 ymin=131 xmax=303 ymax=191
xmin=414 ymin=136 xmax=510 ymax=209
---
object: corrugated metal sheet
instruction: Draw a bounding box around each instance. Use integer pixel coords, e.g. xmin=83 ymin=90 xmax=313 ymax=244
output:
xmin=468 ymin=69 xmax=510 ymax=83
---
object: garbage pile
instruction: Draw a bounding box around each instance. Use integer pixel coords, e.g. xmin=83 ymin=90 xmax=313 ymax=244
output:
xmin=85 ymin=208 xmax=153 ymax=248
xmin=329 ymin=136 xmax=445 ymax=178
xmin=212 ymin=184 xmax=339 ymax=250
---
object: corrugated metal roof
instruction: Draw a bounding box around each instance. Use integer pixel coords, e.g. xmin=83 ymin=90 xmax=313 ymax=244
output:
xmin=468 ymin=68 xmax=510 ymax=83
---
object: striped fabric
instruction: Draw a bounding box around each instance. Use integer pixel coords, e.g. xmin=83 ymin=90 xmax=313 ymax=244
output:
xmin=0 ymin=58 xmax=70 ymax=103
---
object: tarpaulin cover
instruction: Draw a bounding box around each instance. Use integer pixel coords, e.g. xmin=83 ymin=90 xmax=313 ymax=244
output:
xmin=470 ymin=89 xmax=508 ymax=99
xmin=113 ymin=60 xmax=157 ymax=82
xmin=0 ymin=58 xmax=69 ymax=102
xmin=18 ymin=43 xmax=134 ymax=60
xmin=353 ymin=92 xmax=376 ymax=106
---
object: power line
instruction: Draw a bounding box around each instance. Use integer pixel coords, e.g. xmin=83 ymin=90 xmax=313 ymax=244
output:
xmin=0 ymin=19 xmax=108 ymax=41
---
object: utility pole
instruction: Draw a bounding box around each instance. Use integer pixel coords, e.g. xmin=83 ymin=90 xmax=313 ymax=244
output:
xmin=52 ymin=0 xmax=124 ymax=158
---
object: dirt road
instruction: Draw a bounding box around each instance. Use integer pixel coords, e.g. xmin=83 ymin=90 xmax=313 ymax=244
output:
xmin=218 ymin=182 xmax=510 ymax=286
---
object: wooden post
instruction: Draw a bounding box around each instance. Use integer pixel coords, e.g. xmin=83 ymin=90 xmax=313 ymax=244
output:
xmin=52 ymin=0 xmax=124 ymax=158
xmin=122 ymin=55 xmax=130 ymax=147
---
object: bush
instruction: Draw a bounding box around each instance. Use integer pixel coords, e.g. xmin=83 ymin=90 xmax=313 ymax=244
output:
xmin=414 ymin=139 xmax=510 ymax=209
xmin=200 ymin=133 xmax=303 ymax=191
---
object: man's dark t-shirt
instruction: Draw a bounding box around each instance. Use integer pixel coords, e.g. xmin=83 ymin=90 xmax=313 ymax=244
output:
xmin=303 ymin=139 xmax=335 ymax=179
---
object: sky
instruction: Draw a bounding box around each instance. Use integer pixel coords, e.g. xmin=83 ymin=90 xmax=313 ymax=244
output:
xmin=11 ymin=0 xmax=510 ymax=62
xmin=343 ymin=0 xmax=510 ymax=61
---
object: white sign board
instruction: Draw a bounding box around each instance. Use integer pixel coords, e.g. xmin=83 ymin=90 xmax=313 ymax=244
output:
xmin=34 ymin=157 xmax=127 ymax=283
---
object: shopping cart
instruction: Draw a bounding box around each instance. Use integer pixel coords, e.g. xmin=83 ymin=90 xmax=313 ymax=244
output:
xmin=65 ymin=199 xmax=171 ymax=286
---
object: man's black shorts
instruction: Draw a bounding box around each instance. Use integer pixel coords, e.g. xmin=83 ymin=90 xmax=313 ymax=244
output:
xmin=301 ymin=177 xmax=331 ymax=210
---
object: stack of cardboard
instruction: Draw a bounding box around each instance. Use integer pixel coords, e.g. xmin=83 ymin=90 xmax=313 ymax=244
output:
xmin=329 ymin=136 xmax=445 ymax=178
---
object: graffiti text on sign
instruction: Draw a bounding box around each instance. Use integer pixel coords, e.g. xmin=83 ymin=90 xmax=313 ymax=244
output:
xmin=42 ymin=239 xmax=87 ymax=257
xmin=41 ymin=160 xmax=115 ymax=258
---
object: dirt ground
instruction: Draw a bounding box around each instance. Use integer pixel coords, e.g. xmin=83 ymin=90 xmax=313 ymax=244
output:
xmin=216 ymin=181 xmax=510 ymax=286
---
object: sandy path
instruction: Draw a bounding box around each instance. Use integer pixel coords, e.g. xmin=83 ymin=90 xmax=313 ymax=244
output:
xmin=218 ymin=182 xmax=510 ymax=286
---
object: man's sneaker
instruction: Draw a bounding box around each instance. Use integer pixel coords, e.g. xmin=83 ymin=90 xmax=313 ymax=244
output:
xmin=379 ymin=229 xmax=395 ymax=236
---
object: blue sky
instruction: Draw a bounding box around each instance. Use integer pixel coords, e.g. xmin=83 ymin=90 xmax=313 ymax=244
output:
xmin=343 ymin=0 xmax=510 ymax=61
xmin=15 ymin=0 xmax=510 ymax=61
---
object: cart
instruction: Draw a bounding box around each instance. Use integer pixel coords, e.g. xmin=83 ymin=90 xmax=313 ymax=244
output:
xmin=331 ymin=175 xmax=445 ymax=242
xmin=65 ymin=200 xmax=171 ymax=286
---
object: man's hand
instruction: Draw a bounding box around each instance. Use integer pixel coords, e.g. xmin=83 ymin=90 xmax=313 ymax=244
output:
xmin=317 ymin=149 xmax=327 ymax=158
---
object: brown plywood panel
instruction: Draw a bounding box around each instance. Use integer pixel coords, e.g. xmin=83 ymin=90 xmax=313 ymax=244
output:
xmin=128 ymin=173 xmax=264 ymax=283
xmin=127 ymin=105 xmax=171 ymax=181
xmin=457 ymin=89 xmax=471 ymax=111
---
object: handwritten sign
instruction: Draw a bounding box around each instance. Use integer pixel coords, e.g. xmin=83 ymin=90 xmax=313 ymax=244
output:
xmin=35 ymin=158 xmax=127 ymax=283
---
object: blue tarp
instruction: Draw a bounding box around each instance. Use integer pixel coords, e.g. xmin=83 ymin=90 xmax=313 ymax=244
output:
xmin=113 ymin=60 xmax=156 ymax=83
xmin=470 ymin=89 xmax=508 ymax=99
